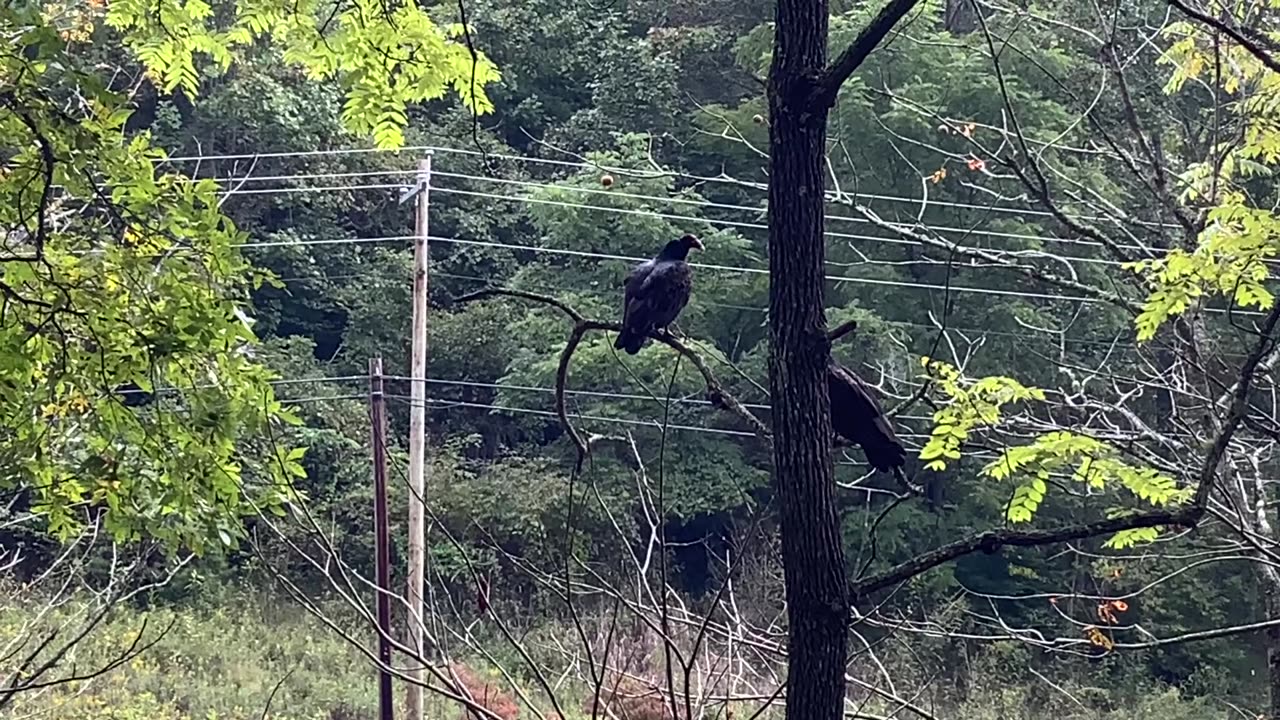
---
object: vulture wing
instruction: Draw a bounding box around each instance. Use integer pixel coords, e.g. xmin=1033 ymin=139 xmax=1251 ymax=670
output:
xmin=827 ymin=360 xmax=906 ymax=473
xmin=614 ymin=258 xmax=693 ymax=355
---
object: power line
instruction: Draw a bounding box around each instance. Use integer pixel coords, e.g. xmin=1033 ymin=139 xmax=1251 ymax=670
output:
xmin=278 ymin=393 xmax=367 ymax=404
xmin=391 ymin=375 xmax=772 ymax=411
xmin=392 ymin=376 xmax=1221 ymax=445
xmin=212 ymin=175 xmax=1138 ymax=264
xmin=275 ymin=269 xmax=1153 ymax=351
xmin=237 ymin=231 xmax=1113 ymax=305
xmin=427 ymin=376 xmax=1223 ymax=446
xmin=390 ymin=395 xmax=937 ymax=444
xmin=385 ymin=394 xmax=763 ymax=438
xmin=431 ymin=170 xmax=1132 ymax=260
xmin=258 ymin=374 xmax=1217 ymax=450
xmin=111 ymin=373 xmax=367 ymax=398
xmin=431 ymin=185 xmax=1130 ymax=263
xmin=240 ymin=230 xmax=1273 ymax=318
xmin=195 ymin=164 xmax=1135 ymax=261
xmin=394 ymin=375 xmax=941 ymax=423
xmin=158 ymin=143 xmax=1182 ymax=229
xmin=173 ymin=368 xmax=1227 ymax=454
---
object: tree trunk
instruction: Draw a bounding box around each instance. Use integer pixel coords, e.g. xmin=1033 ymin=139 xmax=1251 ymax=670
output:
xmin=767 ymin=1 xmax=849 ymax=720
xmin=943 ymin=0 xmax=979 ymax=34
xmin=1268 ymin=586 xmax=1280 ymax=720
xmin=1258 ymin=522 xmax=1280 ymax=718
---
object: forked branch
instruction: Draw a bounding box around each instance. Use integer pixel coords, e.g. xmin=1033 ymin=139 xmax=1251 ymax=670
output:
xmin=817 ymin=0 xmax=926 ymax=108
xmin=455 ymin=289 xmax=772 ymax=470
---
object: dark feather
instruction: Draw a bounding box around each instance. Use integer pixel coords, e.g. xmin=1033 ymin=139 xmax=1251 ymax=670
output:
xmin=827 ymin=360 xmax=906 ymax=472
xmin=614 ymin=235 xmax=701 ymax=355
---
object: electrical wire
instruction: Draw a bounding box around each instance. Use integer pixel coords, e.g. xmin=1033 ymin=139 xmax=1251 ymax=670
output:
xmin=240 ymin=230 xmax=1272 ymax=318
xmin=275 ymin=269 xmax=1157 ymax=351
xmin=156 ymin=143 xmax=1182 ymax=228
xmin=277 ymin=393 xmax=367 ymax=404
xmin=390 ymin=375 xmax=776 ymax=410
xmin=212 ymin=174 xmax=1140 ymax=263
xmin=236 ymin=231 xmax=1112 ymax=304
xmin=392 ymin=376 xmax=1219 ymax=444
xmin=193 ymin=164 xmax=1137 ymax=260
xmin=385 ymin=394 xmax=764 ymax=438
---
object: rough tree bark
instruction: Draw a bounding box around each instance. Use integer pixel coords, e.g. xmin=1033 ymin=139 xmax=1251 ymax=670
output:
xmin=766 ymin=1 xmax=922 ymax=719
xmin=1267 ymin=581 xmax=1280 ymax=720
xmin=767 ymin=0 xmax=845 ymax=717
xmin=943 ymin=0 xmax=979 ymax=34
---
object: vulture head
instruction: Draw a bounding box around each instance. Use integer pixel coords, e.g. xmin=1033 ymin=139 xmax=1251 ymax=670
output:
xmin=659 ymin=233 xmax=704 ymax=261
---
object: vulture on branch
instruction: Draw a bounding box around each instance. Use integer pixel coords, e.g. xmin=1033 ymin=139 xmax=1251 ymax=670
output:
xmin=614 ymin=233 xmax=704 ymax=355
xmin=828 ymin=360 xmax=912 ymax=485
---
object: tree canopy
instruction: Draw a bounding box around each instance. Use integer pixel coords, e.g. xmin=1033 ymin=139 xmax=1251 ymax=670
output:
xmin=7 ymin=0 xmax=1280 ymax=718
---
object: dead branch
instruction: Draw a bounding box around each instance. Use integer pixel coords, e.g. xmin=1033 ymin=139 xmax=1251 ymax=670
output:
xmin=454 ymin=289 xmax=772 ymax=471
xmin=827 ymin=320 xmax=859 ymax=344
xmin=850 ymin=505 xmax=1205 ymax=597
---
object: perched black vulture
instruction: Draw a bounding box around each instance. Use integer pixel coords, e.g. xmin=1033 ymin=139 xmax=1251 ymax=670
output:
xmin=827 ymin=360 xmax=907 ymax=475
xmin=614 ymin=233 xmax=704 ymax=355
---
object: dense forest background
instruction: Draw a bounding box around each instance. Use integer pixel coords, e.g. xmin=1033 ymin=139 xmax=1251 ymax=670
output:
xmin=4 ymin=0 xmax=1280 ymax=717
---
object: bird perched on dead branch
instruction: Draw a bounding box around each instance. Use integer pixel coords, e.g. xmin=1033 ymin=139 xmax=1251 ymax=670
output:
xmin=828 ymin=360 xmax=917 ymax=492
xmin=614 ymin=233 xmax=704 ymax=355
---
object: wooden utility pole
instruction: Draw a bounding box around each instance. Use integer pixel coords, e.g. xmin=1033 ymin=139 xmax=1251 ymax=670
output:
xmin=368 ymin=357 xmax=394 ymax=720
xmin=403 ymin=152 xmax=433 ymax=720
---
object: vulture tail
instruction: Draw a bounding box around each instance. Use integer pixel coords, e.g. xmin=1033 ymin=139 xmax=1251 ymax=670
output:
xmin=614 ymin=328 xmax=646 ymax=355
xmin=863 ymin=416 xmax=907 ymax=472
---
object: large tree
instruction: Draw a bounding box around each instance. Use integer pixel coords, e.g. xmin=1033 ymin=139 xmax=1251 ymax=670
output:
xmin=764 ymin=1 xmax=925 ymax=718
xmin=0 ymin=0 xmax=500 ymax=701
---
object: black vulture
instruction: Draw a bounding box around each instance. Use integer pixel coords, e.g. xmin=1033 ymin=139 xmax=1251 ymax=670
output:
xmin=614 ymin=233 xmax=704 ymax=355
xmin=828 ymin=359 xmax=911 ymax=482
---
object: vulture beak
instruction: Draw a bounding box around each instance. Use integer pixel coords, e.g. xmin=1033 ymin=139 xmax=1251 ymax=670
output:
xmin=686 ymin=234 xmax=705 ymax=251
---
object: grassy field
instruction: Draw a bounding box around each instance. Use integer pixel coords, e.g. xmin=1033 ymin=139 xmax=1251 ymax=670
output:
xmin=0 ymin=592 xmax=1236 ymax=720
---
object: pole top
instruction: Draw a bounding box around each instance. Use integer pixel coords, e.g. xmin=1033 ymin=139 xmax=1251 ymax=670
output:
xmin=398 ymin=164 xmax=430 ymax=204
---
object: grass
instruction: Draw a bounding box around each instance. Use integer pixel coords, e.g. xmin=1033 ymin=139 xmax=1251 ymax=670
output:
xmin=0 ymin=590 xmax=1248 ymax=720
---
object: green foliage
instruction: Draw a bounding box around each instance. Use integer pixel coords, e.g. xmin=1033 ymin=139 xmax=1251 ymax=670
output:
xmin=983 ymin=431 xmax=1190 ymax=536
xmin=1127 ymin=12 xmax=1280 ymax=339
xmin=1126 ymin=200 xmax=1279 ymax=341
xmin=917 ymin=357 xmax=1045 ymax=472
xmin=919 ymin=359 xmax=1188 ymax=548
xmin=0 ymin=594 xmax=378 ymax=720
xmin=0 ymin=6 xmax=302 ymax=551
xmin=8 ymin=0 xmax=1277 ymax=712
xmin=0 ymin=588 xmax=1245 ymax=720
xmin=101 ymin=0 xmax=499 ymax=147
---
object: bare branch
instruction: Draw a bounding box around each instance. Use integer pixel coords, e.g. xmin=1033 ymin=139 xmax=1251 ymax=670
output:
xmin=1165 ymin=0 xmax=1280 ymax=75
xmin=851 ymin=506 xmax=1205 ymax=598
xmin=1193 ymin=301 xmax=1280 ymax=508
xmin=827 ymin=320 xmax=859 ymax=344
xmin=454 ymin=289 xmax=772 ymax=467
xmin=817 ymin=0 xmax=926 ymax=108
